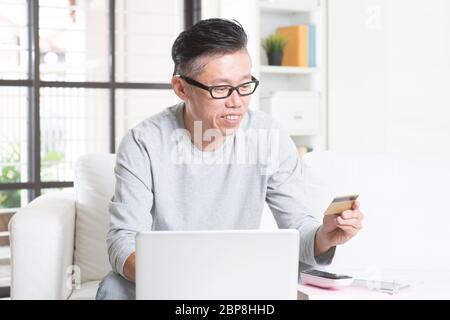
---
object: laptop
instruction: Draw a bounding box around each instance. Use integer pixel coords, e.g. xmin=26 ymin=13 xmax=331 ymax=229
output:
xmin=135 ymin=229 xmax=299 ymax=300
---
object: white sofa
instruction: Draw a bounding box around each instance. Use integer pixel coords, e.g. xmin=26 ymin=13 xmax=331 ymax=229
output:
xmin=9 ymin=151 xmax=450 ymax=299
xmin=9 ymin=154 xmax=116 ymax=300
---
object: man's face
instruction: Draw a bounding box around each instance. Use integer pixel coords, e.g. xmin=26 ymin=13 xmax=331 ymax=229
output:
xmin=176 ymin=50 xmax=253 ymax=136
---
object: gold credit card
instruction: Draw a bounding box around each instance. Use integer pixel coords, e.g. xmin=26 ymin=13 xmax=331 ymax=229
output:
xmin=323 ymin=194 xmax=359 ymax=216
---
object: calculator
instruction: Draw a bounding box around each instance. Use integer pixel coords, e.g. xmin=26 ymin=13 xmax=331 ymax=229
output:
xmin=300 ymin=269 xmax=354 ymax=289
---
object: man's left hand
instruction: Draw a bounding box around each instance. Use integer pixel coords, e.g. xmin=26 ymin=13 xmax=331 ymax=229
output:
xmin=315 ymin=200 xmax=364 ymax=255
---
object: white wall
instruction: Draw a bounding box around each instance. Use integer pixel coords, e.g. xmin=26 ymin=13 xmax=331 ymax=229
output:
xmin=327 ymin=0 xmax=450 ymax=275
xmin=328 ymin=0 xmax=450 ymax=154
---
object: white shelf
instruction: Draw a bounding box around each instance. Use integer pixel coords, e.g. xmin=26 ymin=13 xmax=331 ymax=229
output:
xmin=259 ymin=65 xmax=318 ymax=75
xmin=0 ymin=246 xmax=10 ymax=260
xmin=255 ymin=0 xmax=327 ymax=151
xmin=259 ymin=0 xmax=319 ymax=14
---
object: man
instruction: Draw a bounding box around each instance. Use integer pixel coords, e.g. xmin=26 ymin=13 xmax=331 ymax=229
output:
xmin=96 ymin=18 xmax=364 ymax=300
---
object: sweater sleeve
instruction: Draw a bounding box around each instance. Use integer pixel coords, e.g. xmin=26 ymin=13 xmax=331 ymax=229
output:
xmin=107 ymin=129 xmax=154 ymax=279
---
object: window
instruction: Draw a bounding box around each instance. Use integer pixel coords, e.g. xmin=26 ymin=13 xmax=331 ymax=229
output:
xmin=0 ymin=0 xmax=201 ymax=296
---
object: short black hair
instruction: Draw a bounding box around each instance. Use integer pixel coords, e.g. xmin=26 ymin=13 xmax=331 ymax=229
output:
xmin=171 ymin=18 xmax=248 ymax=76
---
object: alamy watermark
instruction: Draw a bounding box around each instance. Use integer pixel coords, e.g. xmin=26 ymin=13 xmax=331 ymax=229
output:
xmin=170 ymin=121 xmax=281 ymax=176
xmin=66 ymin=265 xmax=81 ymax=290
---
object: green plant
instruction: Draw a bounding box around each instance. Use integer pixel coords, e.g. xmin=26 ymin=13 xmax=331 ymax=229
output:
xmin=41 ymin=150 xmax=65 ymax=181
xmin=0 ymin=141 xmax=65 ymax=208
xmin=262 ymin=34 xmax=288 ymax=53
xmin=0 ymin=143 xmax=21 ymax=208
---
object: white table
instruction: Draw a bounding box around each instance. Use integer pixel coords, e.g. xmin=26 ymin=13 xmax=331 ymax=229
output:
xmin=297 ymin=267 xmax=450 ymax=300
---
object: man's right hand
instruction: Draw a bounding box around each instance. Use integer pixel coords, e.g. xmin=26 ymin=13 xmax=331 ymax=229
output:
xmin=123 ymin=252 xmax=136 ymax=282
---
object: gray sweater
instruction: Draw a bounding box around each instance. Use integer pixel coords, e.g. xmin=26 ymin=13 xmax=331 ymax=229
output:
xmin=107 ymin=102 xmax=335 ymax=278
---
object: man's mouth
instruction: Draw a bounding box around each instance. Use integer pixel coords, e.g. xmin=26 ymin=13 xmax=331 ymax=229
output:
xmin=221 ymin=114 xmax=241 ymax=120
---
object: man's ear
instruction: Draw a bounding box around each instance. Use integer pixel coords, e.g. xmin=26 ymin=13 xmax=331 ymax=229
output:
xmin=172 ymin=76 xmax=188 ymax=101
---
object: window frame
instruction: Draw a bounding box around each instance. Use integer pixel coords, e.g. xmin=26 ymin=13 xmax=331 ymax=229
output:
xmin=0 ymin=0 xmax=201 ymax=201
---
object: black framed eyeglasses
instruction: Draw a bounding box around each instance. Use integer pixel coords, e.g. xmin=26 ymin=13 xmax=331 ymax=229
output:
xmin=177 ymin=75 xmax=260 ymax=99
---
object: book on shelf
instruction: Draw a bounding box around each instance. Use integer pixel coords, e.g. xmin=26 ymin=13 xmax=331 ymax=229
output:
xmin=276 ymin=24 xmax=316 ymax=67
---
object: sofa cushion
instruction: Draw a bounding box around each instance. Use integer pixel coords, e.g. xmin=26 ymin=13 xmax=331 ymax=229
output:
xmin=74 ymin=154 xmax=116 ymax=282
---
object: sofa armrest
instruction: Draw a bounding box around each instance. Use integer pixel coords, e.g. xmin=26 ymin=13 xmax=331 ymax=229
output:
xmin=9 ymin=192 xmax=76 ymax=300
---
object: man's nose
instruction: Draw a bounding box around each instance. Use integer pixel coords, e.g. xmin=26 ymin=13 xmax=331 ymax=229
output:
xmin=225 ymin=89 xmax=243 ymax=108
